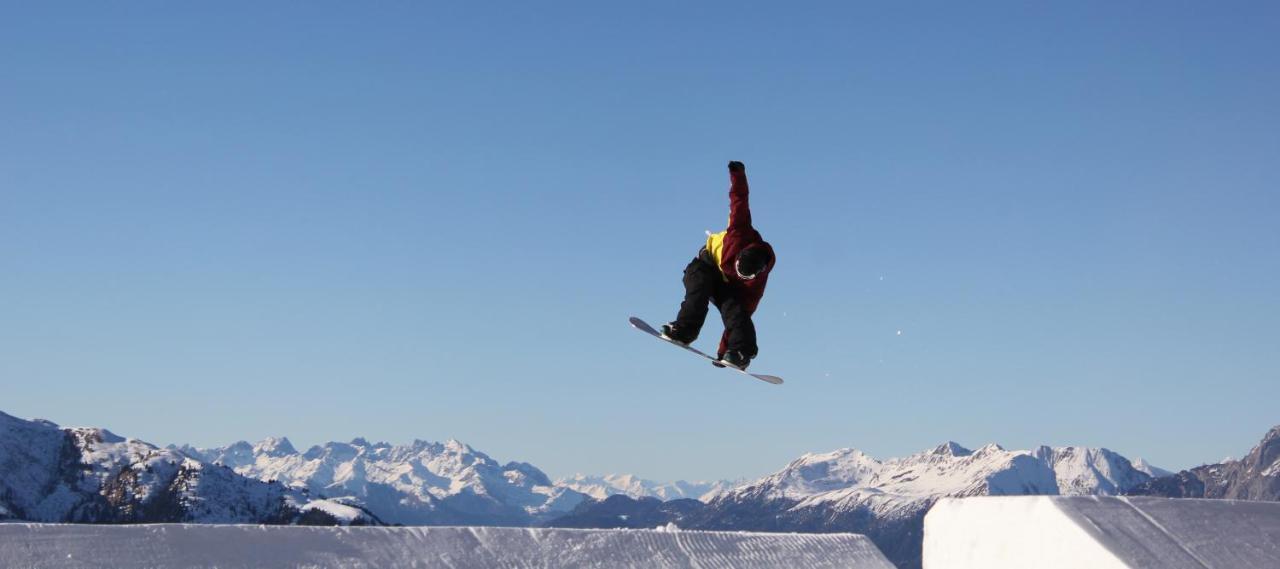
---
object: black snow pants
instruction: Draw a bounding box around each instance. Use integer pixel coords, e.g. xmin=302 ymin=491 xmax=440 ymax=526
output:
xmin=673 ymin=256 xmax=758 ymax=358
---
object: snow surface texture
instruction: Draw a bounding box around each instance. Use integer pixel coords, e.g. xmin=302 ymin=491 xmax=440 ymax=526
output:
xmin=922 ymin=496 xmax=1280 ymax=569
xmin=0 ymin=524 xmax=895 ymax=569
xmin=179 ymin=437 xmax=587 ymax=525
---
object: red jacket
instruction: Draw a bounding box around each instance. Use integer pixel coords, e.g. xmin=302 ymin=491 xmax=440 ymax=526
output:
xmin=703 ymin=169 xmax=775 ymax=353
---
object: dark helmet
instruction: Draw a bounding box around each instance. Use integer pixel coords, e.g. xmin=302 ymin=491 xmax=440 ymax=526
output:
xmin=735 ymin=247 xmax=771 ymax=280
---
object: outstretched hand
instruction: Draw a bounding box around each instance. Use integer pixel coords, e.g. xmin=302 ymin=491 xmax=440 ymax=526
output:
xmin=728 ymin=161 xmax=745 ymax=173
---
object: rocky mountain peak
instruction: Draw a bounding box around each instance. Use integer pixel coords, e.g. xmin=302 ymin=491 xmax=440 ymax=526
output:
xmin=1253 ymin=425 xmax=1280 ymax=470
xmin=254 ymin=437 xmax=297 ymax=457
xmin=444 ymin=438 xmax=474 ymax=453
xmin=973 ymin=443 xmax=1005 ymax=455
xmin=504 ymin=461 xmax=553 ymax=487
xmin=930 ymin=441 xmax=972 ymax=457
xmin=1261 ymin=425 xmax=1280 ymax=444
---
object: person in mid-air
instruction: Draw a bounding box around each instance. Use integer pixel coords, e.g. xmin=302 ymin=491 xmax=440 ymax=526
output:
xmin=662 ymin=161 xmax=775 ymax=370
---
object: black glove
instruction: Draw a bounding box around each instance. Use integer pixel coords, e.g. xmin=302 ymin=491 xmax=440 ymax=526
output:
xmin=728 ymin=161 xmax=745 ymax=173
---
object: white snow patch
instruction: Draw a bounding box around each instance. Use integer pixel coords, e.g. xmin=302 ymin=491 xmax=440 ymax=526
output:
xmin=923 ymin=496 xmax=1280 ymax=569
xmin=0 ymin=524 xmax=895 ymax=569
xmin=1130 ymin=457 xmax=1175 ymax=479
xmin=300 ymin=500 xmax=367 ymax=524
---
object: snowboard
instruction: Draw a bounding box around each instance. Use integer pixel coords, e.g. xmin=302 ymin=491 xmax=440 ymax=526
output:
xmin=628 ymin=316 xmax=784 ymax=385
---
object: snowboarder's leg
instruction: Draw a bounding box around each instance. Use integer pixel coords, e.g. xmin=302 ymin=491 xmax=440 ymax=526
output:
xmin=714 ymin=294 xmax=758 ymax=360
xmin=669 ymin=258 xmax=718 ymax=343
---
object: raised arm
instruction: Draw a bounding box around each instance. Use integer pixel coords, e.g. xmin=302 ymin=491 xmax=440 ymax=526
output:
xmin=727 ymin=160 xmax=752 ymax=230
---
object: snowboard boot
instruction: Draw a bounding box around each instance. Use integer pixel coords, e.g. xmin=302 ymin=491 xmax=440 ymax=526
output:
xmin=717 ymin=350 xmax=753 ymax=370
xmin=661 ymin=322 xmax=694 ymax=345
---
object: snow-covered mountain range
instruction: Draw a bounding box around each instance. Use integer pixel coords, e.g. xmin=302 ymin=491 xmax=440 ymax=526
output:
xmin=177 ymin=437 xmax=589 ymax=525
xmin=554 ymin=473 xmax=737 ymax=502
xmin=0 ymin=411 xmax=371 ymax=525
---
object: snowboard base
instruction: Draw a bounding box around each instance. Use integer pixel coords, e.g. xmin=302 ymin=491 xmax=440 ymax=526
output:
xmin=628 ymin=316 xmax=783 ymax=385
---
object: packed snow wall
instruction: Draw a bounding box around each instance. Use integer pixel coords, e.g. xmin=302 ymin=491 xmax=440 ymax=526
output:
xmin=0 ymin=524 xmax=895 ymax=569
xmin=922 ymin=496 xmax=1280 ymax=569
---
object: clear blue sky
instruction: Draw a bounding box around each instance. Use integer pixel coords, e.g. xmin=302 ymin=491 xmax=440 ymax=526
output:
xmin=3 ymin=2 xmax=1277 ymax=481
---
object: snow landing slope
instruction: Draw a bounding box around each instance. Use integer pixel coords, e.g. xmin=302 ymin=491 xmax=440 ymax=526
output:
xmin=0 ymin=411 xmax=371 ymax=525
xmin=924 ymin=496 xmax=1280 ymax=569
xmin=0 ymin=524 xmax=896 ymax=569
xmin=179 ymin=436 xmax=588 ymax=525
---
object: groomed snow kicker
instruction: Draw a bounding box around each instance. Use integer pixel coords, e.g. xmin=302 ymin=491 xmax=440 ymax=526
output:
xmin=922 ymin=496 xmax=1280 ymax=569
xmin=0 ymin=524 xmax=895 ymax=569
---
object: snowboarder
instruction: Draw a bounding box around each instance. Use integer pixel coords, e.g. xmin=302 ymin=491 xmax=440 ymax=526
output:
xmin=662 ymin=161 xmax=776 ymax=370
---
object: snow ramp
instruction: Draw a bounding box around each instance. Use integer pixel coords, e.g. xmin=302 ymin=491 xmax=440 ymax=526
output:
xmin=923 ymin=496 xmax=1280 ymax=569
xmin=0 ymin=524 xmax=895 ymax=569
